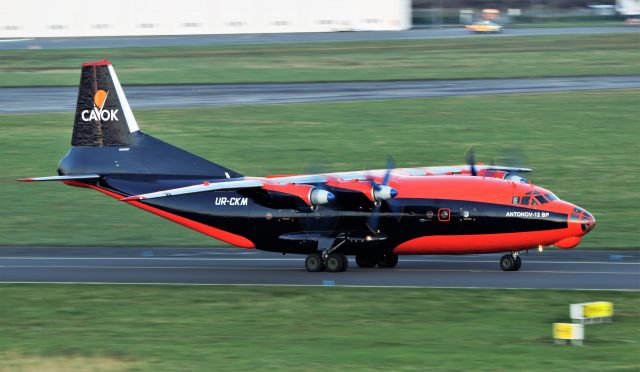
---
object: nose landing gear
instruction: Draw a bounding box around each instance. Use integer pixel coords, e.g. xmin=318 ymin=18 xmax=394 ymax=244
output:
xmin=500 ymin=252 xmax=522 ymax=271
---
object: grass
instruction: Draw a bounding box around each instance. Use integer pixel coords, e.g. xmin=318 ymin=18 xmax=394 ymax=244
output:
xmin=0 ymin=90 xmax=638 ymax=248
xmin=0 ymin=285 xmax=637 ymax=371
xmin=509 ymin=21 xmax=627 ymax=28
xmin=0 ymin=33 xmax=638 ymax=87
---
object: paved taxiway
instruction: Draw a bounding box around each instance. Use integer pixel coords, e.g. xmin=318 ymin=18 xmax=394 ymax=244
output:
xmin=0 ymin=247 xmax=637 ymax=290
xmin=1 ymin=27 xmax=637 ymax=50
xmin=2 ymin=75 xmax=639 ymax=114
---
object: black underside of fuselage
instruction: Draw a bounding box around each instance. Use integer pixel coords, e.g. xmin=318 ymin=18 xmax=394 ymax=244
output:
xmin=90 ymin=175 xmax=568 ymax=255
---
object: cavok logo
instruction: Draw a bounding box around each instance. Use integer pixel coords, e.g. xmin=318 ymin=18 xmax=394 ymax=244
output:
xmin=81 ymin=89 xmax=119 ymax=122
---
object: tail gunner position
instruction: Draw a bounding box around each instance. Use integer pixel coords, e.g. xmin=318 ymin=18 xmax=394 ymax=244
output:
xmin=22 ymin=61 xmax=596 ymax=272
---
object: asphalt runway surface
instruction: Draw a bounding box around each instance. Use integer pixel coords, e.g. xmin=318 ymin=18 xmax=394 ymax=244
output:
xmin=1 ymin=27 xmax=637 ymax=50
xmin=0 ymin=247 xmax=637 ymax=290
xmin=3 ymin=75 xmax=639 ymax=114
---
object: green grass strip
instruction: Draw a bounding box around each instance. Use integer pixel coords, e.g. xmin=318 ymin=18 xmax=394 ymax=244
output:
xmin=1 ymin=33 xmax=638 ymax=87
xmin=0 ymin=285 xmax=637 ymax=371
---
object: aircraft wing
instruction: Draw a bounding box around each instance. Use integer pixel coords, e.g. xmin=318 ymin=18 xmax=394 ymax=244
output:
xmin=478 ymin=165 xmax=532 ymax=173
xmin=122 ymin=179 xmax=264 ymax=201
xmin=121 ymin=164 xmax=532 ymax=202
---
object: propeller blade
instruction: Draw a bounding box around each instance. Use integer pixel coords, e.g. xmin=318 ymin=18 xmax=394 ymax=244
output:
xmin=367 ymin=204 xmax=382 ymax=233
xmin=367 ymin=155 xmax=397 ymax=233
xmin=381 ymin=156 xmax=395 ymax=186
xmin=465 ymin=146 xmax=477 ymax=176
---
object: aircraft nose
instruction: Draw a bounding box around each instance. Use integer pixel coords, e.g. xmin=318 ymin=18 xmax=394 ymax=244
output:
xmin=570 ymin=206 xmax=596 ymax=235
xmin=582 ymin=210 xmax=596 ymax=234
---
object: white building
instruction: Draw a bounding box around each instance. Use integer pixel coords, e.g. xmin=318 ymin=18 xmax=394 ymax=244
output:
xmin=0 ymin=0 xmax=411 ymax=38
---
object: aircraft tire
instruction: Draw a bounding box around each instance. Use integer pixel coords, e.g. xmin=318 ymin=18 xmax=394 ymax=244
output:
xmin=326 ymin=254 xmax=347 ymax=272
xmin=305 ymin=253 xmax=325 ymax=272
xmin=377 ymin=253 xmax=399 ymax=268
xmin=500 ymin=254 xmax=515 ymax=271
xmin=355 ymin=254 xmax=377 ymax=268
xmin=342 ymin=255 xmax=349 ymax=270
xmin=513 ymin=256 xmax=522 ymax=271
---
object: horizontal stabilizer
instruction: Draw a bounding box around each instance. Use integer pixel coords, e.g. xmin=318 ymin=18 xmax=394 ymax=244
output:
xmin=122 ymin=179 xmax=263 ymax=201
xmin=19 ymin=174 xmax=100 ymax=182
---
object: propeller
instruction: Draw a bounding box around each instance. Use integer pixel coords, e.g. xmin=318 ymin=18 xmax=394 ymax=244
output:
xmin=464 ymin=146 xmax=478 ymax=176
xmin=299 ymin=162 xmax=339 ymax=236
xmin=496 ymin=146 xmax=531 ymax=182
xmin=366 ymin=156 xmax=398 ymax=233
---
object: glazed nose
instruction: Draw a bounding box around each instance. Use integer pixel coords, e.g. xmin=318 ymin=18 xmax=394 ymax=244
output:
xmin=570 ymin=207 xmax=596 ymax=235
xmin=582 ymin=210 xmax=596 ymax=234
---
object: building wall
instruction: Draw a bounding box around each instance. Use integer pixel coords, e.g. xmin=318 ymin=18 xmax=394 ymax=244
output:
xmin=0 ymin=0 xmax=411 ymax=38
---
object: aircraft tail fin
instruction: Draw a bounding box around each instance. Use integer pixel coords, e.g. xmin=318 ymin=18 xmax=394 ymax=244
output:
xmin=58 ymin=60 xmax=242 ymax=179
xmin=72 ymin=60 xmax=138 ymax=147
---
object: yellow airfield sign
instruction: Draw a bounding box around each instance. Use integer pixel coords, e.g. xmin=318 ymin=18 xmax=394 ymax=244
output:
xmin=553 ymin=323 xmax=584 ymax=345
xmin=571 ymin=301 xmax=614 ymax=323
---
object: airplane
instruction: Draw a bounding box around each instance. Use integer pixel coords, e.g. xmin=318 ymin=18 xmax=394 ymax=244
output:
xmin=21 ymin=60 xmax=596 ymax=272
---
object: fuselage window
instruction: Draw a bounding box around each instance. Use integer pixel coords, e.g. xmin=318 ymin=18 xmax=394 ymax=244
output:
xmin=512 ymin=196 xmax=520 ymax=205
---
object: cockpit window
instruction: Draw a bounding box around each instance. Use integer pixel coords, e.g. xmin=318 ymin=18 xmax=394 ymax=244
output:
xmin=520 ymin=196 xmax=530 ymax=205
xmin=535 ymin=194 xmax=548 ymax=204
xmin=545 ymin=193 xmax=559 ymax=201
xmin=512 ymin=196 xmax=520 ymax=205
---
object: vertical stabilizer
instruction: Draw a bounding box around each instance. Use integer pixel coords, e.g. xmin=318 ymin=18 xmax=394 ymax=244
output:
xmin=72 ymin=59 xmax=138 ymax=146
xmin=59 ymin=60 xmax=243 ymax=179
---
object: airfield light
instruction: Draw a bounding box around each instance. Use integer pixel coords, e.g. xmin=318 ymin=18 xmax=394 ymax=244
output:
xmin=538 ymin=245 xmax=544 ymax=252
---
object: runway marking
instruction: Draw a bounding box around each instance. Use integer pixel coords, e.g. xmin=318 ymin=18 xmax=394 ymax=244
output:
xmin=0 ymin=281 xmax=637 ymax=291
xmin=0 ymin=257 xmax=637 ymax=265
xmin=1 ymin=265 xmax=637 ymax=275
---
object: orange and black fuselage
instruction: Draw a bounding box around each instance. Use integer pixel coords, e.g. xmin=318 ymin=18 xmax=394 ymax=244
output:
xmin=64 ymin=173 xmax=595 ymax=256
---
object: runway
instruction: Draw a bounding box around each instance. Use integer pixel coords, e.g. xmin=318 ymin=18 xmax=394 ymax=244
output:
xmin=1 ymin=27 xmax=637 ymax=50
xmin=2 ymin=75 xmax=638 ymax=114
xmin=0 ymin=247 xmax=637 ymax=290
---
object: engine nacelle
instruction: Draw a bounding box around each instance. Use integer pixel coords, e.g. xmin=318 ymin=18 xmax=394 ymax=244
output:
xmin=262 ymin=183 xmax=334 ymax=207
xmin=309 ymin=188 xmax=335 ymax=206
xmin=504 ymin=173 xmax=529 ymax=183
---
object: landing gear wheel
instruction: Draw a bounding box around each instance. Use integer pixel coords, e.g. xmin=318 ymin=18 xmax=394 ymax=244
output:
xmin=342 ymin=254 xmax=349 ymax=270
xmin=500 ymin=254 xmax=516 ymax=271
xmin=305 ymin=253 xmax=325 ymax=272
xmin=355 ymin=254 xmax=377 ymax=268
xmin=326 ymin=254 xmax=348 ymax=272
xmin=377 ymin=253 xmax=399 ymax=268
xmin=513 ymin=256 xmax=522 ymax=271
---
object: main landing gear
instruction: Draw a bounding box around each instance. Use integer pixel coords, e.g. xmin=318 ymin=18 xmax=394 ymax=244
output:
xmin=305 ymin=252 xmax=349 ymax=272
xmin=303 ymin=235 xmax=399 ymax=272
xmin=304 ymin=252 xmax=399 ymax=272
xmin=305 ymin=235 xmax=349 ymax=272
xmin=499 ymin=251 xmax=522 ymax=271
